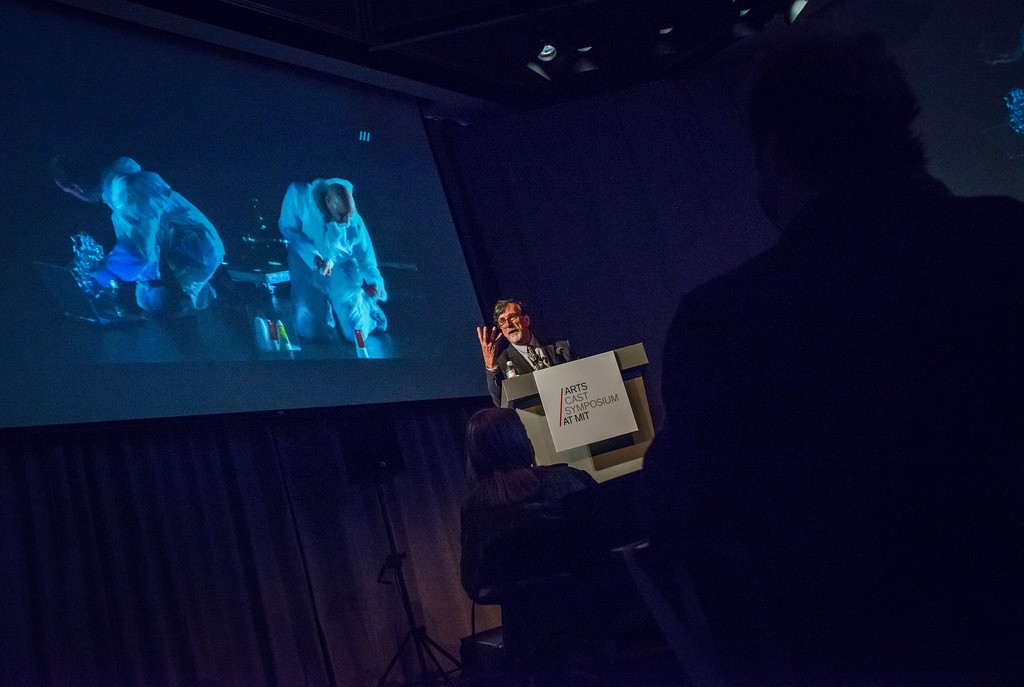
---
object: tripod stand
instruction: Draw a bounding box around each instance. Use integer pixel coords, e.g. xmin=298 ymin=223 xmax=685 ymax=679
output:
xmin=374 ymin=478 xmax=460 ymax=687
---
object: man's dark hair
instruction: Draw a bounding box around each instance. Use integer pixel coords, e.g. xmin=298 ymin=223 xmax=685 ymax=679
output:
xmin=465 ymin=408 xmax=535 ymax=481
xmin=492 ymin=299 xmax=526 ymax=325
xmin=746 ymin=28 xmax=925 ymax=187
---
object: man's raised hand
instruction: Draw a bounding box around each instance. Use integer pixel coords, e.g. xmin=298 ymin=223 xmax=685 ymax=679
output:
xmin=476 ymin=326 xmax=503 ymax=370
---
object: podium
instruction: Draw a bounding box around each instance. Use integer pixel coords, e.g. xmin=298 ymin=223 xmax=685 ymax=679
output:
xmin=501 ymin=343 xmax=654 ymax=483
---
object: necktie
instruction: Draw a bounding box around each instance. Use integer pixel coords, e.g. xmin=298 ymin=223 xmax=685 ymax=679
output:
xmin=528 ymin=345 xmax=549 ymax=370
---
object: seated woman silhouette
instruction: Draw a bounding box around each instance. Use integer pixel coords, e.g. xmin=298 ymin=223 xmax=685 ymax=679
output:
xmin=459 ymin=407 xmax=595 ymax=600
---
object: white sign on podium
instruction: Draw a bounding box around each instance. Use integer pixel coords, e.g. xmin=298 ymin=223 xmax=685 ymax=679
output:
xmin=533 ymin=351 xmax=638 ymax=453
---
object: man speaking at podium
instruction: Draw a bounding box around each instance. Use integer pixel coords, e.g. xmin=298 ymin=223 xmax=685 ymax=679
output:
xmin=477 ymin=299 xmax=573 ymax=406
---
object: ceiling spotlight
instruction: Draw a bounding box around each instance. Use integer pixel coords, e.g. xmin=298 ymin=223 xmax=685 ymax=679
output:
xmin=537 ymin=43 xmax=557 ymax=62
xmin=527 ymin=61 xmax=552 ymax=80
xmin=789 ymin=0 xmax=809 ymax=22
xmin=654 ymin=24 xmax=677 ymax=56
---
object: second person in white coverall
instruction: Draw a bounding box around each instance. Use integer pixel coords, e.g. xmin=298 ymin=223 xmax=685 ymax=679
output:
xmin=278 ymin=178 xmax=387 ymax=343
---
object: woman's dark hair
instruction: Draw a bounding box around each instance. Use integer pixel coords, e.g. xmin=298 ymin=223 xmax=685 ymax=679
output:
xmin=465 ymin=408 xmax=535 ymax=481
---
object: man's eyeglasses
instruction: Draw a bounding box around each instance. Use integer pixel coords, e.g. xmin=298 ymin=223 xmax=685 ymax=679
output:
xmin=497 ymin=312 xmax=523 ymax=327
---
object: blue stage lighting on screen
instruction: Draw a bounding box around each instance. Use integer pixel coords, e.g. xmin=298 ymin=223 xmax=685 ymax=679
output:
xmin=1006 ymin=88 xmax=1024 ymax=135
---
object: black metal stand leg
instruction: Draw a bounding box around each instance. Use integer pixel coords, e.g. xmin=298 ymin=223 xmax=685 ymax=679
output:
xmin=375 ymin=480 xmax=461 ymax=687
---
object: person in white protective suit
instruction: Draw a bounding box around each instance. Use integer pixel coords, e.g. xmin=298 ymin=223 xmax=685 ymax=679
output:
xmin=54 ymin=156 xmax=225 ymax=314
xmin=277 ymin=178 xmax=387 ymax=343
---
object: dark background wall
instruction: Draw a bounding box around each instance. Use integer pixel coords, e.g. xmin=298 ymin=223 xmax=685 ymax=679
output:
xmin=2 ymin=1 xmax=1022 ymax=685
xmin=431 ymin=41 xmax=778 ymax=425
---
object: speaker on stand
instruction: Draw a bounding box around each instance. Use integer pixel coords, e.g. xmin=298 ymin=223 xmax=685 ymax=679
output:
xmin=339 ymin=411 xmax=461 ymax=687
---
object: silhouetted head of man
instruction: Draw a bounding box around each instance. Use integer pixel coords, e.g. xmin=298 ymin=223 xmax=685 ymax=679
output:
xmin=746 ymin=29 xmax=926 ymax=226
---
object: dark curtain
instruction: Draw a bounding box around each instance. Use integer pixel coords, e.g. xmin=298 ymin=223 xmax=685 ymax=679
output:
xmin=0 ymin=399 xmax=495 ymax=687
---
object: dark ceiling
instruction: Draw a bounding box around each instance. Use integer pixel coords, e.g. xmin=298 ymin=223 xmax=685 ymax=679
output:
xmin=123 ymin=0 xmax=796 ymax=108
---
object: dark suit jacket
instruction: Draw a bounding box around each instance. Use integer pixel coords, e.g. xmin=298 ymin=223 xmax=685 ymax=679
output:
xmin=487 ymin=336 xmax=573 ymax=406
